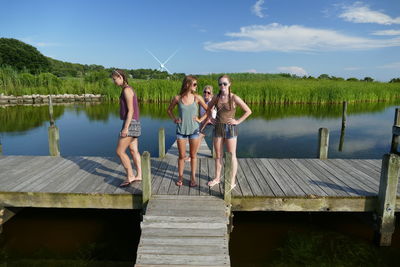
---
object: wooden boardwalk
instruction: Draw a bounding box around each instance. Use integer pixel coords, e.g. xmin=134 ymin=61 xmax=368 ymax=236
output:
xmin=136 ymin=195 xmax=230 ymax=267
xmin=0 ymin=156 xmax=399 ymax=211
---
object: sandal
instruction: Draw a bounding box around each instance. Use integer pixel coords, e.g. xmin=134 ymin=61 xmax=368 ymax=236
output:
xmin=120 ymin=179 xmax=133 ymax=187
xmin=176 ymin=179 xmax=183 ymax=186
xmin=190 ymin=180 xmax=198 ymax=187
xmin=207 ymin=179 xmax=220 ymax=187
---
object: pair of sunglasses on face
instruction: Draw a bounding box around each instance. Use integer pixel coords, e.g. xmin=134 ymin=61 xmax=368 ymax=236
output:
xmin=219 ymin=82 xmax=228 ymax=87
xmin=203 ymin=91 xmax=211 ymax=95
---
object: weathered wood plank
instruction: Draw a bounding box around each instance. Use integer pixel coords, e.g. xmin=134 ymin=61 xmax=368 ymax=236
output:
xmin=244 ymin=158 xmax=274 ymax=196
xmin=136 ymin=254 xmax=230 ymax=266
xmin=238 ymin=159 xmax=264 ymax=196
xmin=157 ymin=159 xmax=177 ymax=195
xmin=250 ymin=158 xmax=284 ymax=196
xmin=140 ymin=227 xmax=227 ymax=237
xmin=293 ymin=159 xmax=351 ymax=197
xmin=279 ymin=159 xmax=328 ymax=197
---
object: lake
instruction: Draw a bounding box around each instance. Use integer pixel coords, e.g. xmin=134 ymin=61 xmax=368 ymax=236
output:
xmin=1 ymin=101 xmax=399 ymax=158
xmin=1 ymin=101 xmax=399 ymax=266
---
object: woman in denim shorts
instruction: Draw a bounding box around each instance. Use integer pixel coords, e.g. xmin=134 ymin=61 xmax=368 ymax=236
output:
xmin=167 ymin=75 xmax=208 ymax=187
xmin=112 ymin=69 xmax=142 ymax=187
xmin=206 ymin=75 xmax=252 ymax=191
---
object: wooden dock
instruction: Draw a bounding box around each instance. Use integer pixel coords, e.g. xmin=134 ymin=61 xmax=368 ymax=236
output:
xmin=136 ymin=195 xmax=230 ymax=267
xmin=0 ymin=156 xmax=399 ymax=211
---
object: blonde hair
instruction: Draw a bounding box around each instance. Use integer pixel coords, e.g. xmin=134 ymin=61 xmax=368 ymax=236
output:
xmin=203 ymin=85 xmax=213 ymax=94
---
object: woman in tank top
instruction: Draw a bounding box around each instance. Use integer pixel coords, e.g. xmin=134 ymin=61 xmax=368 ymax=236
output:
xmin=167 ymin=76 xmax=208 ymax=187
xmin=112 ymin=69 xmax=142 ymax=187
xmin=206 ymin=75 xmax=252 ymax=191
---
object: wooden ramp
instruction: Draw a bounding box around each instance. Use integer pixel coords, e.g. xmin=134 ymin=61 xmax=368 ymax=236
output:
xmin=136 ymin=195 xmax=231 ymax=267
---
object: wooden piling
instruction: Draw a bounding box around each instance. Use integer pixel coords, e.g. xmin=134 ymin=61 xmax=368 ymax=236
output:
xmin=48 ymin=125 xmax=60 ymax=156
xmin=390 ymin=108 xmax=400 ymax=154
xmin=224 ymin=152 xmax=233 ymax=205
xmin=339 ymin=102 xmax=347 ymax=151
xmin=141 ymin=151 xmax=152 ymax=208
xmin=318 ymin=128 xmax=329 ymax=159
xmin=49 ymin=95 xmax=55 ymax=126
xmin=0 ymin=207 xmax=22 ymax=234
xmin=0 ymin=139 xmax=2 ymax=156
xmin=158 ymin=128 xmax=165 ymax=158
xmin=375 ymin=153 xmax=400 ymax=246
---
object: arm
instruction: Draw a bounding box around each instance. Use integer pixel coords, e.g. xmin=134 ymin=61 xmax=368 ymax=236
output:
xmin=227 ymin=94 xmax=252 ymax=125
xmin=206 ymin=96 xmax=218 ymax=124
xmin=195 ymin=95 xmax=208 ymax=123
xmin=166 ymin=95 xmax=181 ymax=123
xmin=121 ymin=87 xmax=134 ymax=137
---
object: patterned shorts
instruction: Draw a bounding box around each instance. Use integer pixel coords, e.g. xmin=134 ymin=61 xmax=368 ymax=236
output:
xmin=120 ymin=120 xmax=141 ymax=138
xmin=213 ymin=123 xmax=238 ymax=139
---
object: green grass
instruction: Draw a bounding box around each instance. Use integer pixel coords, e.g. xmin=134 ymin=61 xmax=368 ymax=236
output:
xmin=1 ymin=67 xmax=400 ymax=103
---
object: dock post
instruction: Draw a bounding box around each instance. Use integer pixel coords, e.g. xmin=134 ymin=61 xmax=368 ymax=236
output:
xmin=0 ymin=138 xmax=2 ymax=155
xmin=48 ymin=125 xmax=60 ymax=156
xmin=49 ymin=95 xmax=55 ymax=126
xmin=0 ymin=207 xmax=22 ymax=234
xmin=339 ymin=101 xmax=347 ymax=151
xmin=141 ymin=151 xmax=152 ymax=209
xmin=390 ymin=108 xmax=400 ymax=153
xmin=212 ymin=143 xmax=217 ymax=159
xmin=318 ymin=128 xmax=329 ymax=159
xmin=224 ymin=152 xmax=233 ymax=205
xmin=375 ymin=153 xmax=400 ymax=246
xmin=158 ymin=128 xmax=165 ymax=158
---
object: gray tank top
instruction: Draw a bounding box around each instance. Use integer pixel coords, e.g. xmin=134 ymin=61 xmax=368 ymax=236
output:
xmin=177 ymin=98 xmax=199 ymax=135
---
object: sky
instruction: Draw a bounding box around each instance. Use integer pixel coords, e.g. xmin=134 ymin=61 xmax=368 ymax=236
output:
xmin=1 ymin=0 xmax=400 ymax=81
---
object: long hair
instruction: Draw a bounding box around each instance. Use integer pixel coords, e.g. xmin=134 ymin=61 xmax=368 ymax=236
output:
xmin=112 ymin=69 xmax=129 ymax=87
xmin=179 ymin=75 xmax=197 ymax=97
xmin=217 ymin=74 xmax=232 ymax=110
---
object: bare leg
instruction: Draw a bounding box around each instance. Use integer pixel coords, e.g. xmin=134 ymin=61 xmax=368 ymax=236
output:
xmin=129 ymin=138 xmax=142 ymax=181
xmin=189 ymin=137 xmax=200 ymax=186
xmin=116 ymin=136 xmax=135 ymax=185
xmin=225 ymin=137 xmax=238 ymax=187
xmin=177 ymin=138 xmax=187 ymax=185
xmin=208 ymin=137 xmax=223 ymax=186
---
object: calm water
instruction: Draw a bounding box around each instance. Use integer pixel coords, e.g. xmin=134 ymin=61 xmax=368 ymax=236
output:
xmin=1 ymin=101 xmax=400 ymax=266
xmin=1 ymin=101 xmax=399 ymax=158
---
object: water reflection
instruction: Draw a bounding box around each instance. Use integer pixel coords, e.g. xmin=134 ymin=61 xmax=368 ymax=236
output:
xmin=0 ymin=101 xmax=399 ymax=158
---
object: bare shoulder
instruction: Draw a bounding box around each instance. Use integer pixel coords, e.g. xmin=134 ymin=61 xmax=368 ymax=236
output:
xmin=172 ymin=95 xmax=180 ymax=103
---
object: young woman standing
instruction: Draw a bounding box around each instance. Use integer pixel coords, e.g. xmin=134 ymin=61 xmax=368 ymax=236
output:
xmin=167 ymin=75 xmax=208 ymax=187
xmin=207 ymin=75 xmax=252 ymax=191
xmin=112 ymin=69 xmax=142 ymax=187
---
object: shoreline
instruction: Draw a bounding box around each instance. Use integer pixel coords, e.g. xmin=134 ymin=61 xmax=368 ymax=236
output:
xmin=0 ymin=94 xmax=102 ymax=105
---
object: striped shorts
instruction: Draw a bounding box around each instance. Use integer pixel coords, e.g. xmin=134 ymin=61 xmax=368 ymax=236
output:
xmin=120 ymin=120 xmax=141 ymax=138
xmin=213 ymin=123 xmax=238 ymax=139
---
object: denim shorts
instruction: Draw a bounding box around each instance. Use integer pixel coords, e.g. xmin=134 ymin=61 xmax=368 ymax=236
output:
xmin=200 ymin=123 xmax=214 ymax=137
xmin=176 ymin=129 xmax=200 ymax=140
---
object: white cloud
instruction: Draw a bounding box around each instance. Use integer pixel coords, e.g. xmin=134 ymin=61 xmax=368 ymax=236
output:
xmin=372 ymin=30 xmax=400 ymax=36
xmin=277 ymin=66 xmax=307 ymax=76
xmin=20 ymin=37 xmax=59 ymax=47
xmin=244 ymin=69 xmax=258 ymax=73
xmin=204 ymin=23 xmax=400 ymax=52
xmin=339 ymin=2 xmax=400 ymax=25
xmin=251 ymin=0 xmax=266 ymax=18
xmin=378 ymin=62 xmax=400 ymax=69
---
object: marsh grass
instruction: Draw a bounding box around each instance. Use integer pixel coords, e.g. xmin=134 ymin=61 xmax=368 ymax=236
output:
xmin=1 ymin=67 xmax=400 ymax=103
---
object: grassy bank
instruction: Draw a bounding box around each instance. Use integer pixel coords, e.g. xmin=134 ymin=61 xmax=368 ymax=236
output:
xmin=1 ymin=67 xmax=400 ymax=103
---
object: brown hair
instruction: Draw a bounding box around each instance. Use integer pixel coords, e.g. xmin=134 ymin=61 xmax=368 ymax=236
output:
xmin=179 ymin=75 xmax=197 ymax=97
xmin=112 ymin=69 xmax=129 ymax=87
xmin=217 ymin=74 xmax=233 ymax=110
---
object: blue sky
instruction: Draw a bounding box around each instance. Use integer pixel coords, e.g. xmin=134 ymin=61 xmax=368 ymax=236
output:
xmin=1 ymin=0 xmax=400 ymax=81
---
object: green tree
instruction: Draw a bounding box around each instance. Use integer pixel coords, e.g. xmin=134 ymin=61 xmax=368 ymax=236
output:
xmin=363 ymin=76 xmax=374 ymax=82
xmin=318 ymin=74 xmax=330 ymax=79
xmin=389 ymin=78 xmax=400 ymax=83
xmin=346 ymin=77 xmax=359 ymax=81
xmin=0 ymin=38 xmax=50 ymax=73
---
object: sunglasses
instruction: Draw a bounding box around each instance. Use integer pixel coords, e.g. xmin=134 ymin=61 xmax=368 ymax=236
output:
xmin=203 ymin=91 xmax=211 ymax=94
xmin=218 ymin=82 xmax=228 ymax=87
xmin=192 ymin=83 xmax=197 ymax=87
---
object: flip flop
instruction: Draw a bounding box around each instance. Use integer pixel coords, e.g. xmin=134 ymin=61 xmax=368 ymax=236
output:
xmin=207 ymin=179 xmax=220 ymax=187
xmin=176 ymin=180 xmax=183 ymax=186
xmin=190 ymin=180 xmax=198 ymax=187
